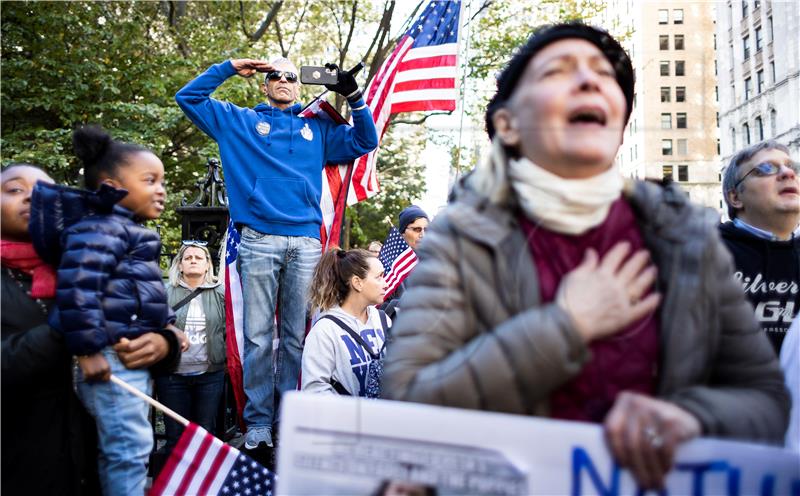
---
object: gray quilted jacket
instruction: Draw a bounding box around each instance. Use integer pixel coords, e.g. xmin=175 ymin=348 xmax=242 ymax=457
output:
xmin=383 ymin=174 xmax=789 ymax=443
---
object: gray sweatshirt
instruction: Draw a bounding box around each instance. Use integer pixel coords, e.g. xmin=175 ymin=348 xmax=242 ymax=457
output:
xmin=302 ymin=306 xmax=390 ymax=397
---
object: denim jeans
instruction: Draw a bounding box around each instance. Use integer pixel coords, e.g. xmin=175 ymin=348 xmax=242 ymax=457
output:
xmin=238 ymin=228 xmax=321 ymax=429
xmin=76 ymin=347 xmax=152 ymax=496
xmin=154 ymin=369 xmax=225 ymax=451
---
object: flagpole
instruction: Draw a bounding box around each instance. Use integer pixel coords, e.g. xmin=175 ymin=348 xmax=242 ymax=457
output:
xmin=454 ymin=0 xmax=473 ymax=181
xmin=110 ymin=374 xmax=190 ymax=427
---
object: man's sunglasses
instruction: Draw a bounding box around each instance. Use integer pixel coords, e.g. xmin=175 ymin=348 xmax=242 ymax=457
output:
xmin=734 ymin=161 xmax=800 ymax=189
xmin=182 ymin=240 xmax=208 ymax=247
xmin=265 ymin=71 xmax=298 ymax=83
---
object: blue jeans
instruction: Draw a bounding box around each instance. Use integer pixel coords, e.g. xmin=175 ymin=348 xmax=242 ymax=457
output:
xmin=238 ymin=228 xmax=320 ymax=429
xmin=76 ymin=347 xmax=152 ymax=496
xmin=154 ymin=369 xmax=225 ymax=451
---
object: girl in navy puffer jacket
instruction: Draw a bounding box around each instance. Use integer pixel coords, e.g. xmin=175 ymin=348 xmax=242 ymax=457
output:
xmin=30 ymin=126 xmax=181 ymax=496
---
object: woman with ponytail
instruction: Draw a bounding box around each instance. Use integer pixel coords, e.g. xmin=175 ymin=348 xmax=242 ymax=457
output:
xmin=302 ymin=248 xmax=390 ymax=397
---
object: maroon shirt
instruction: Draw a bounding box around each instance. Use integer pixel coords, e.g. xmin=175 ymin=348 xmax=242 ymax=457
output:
xmin=520 ymin=198 xmax=660 ymax=422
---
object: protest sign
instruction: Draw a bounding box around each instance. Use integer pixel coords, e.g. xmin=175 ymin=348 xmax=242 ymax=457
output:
xmin=277 ymin=393 xmax=800 ymax=495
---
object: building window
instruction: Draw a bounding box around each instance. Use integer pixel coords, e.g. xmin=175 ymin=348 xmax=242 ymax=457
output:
xmin=713 ymin=34 xmax=717 ymax=50
xmin=663 ymin=165 xmax=674 ymax=181
xmin=757 ymin=69 xmax=764 ymax=93
xmin=743 ymin=36 xmax=750 ymax=60
xmin=769 ymin=16 xmax=774 ymax=41
xmin=771 ymin=61 xmax=776 ymax=83
xmin=754 ymin=0 xmax=761 ymax=9
xmin=756 ymin=116 xmax=764 ymax=141
xmin=731 ymin=128 xmax=737 ymax=150
xmin=660 ymin=61 xmax=670 ymax=76
xmin=659 ymin=35 xmax=669 ymax=50
xmin=745 ymin=77 xmax=752 ymax=99
xmin=661 ymin=113 xmax=672 ymax=129
xmin=673 ymin=9 xmax=684 ymax=24
xmin=730 ymin=83 xmax=736 ymax=105
xmin=742 ymin=0 xmax=748 ymax=18
xmin=677 ymin=139 xmax=688 ymax=155
xmin=676 ymin=113 xmax=687 ymax=128
xmin=743 ymin=123 xmax=751 ymax=145
xmin=755 ymin=26 xmax=763 ymax=51
xmin=771 ymin=109 xmax=777 ymax=136
xmin=715 ymin=85 xmax=719 ymax=102
xmin=675 ymin=60 xmax=685 ymax=76
xmin=676 ymin=86 xmax=686 ymax=102
xmin=674 ymin=34 xmax=685 ymax=50
xmin=659 ymin=9 xmax=669 ymax=24
xmin=717 ymin=139 xmax=721 ymax=154
xmin=716 ymin=112 xmax=720 ymax=128
xmin=678 ymin=165 xmax=689 ymax=182
xmin=662 ymin=139 xmax=673 ymax=156
xmin=660 ymin=87 xmax=671 ymax=102
xmin=715 ymin=60 xmax=718 ymax=75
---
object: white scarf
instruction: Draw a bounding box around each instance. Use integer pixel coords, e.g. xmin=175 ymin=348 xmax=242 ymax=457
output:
xmin=508 ymin=156 xmax=623 ymax=235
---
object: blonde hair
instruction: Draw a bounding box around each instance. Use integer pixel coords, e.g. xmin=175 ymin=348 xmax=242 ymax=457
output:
xmin=308 ymin=248 xmax=374 ymax=311
xmin=167 ymin=243 xmax=218 ymax=287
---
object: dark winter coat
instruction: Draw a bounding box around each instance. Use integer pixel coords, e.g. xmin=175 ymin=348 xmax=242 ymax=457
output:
xmin=719 ymin=221 xmax=800 ymax=353
xmin=30 ymin=182 xmax=175 ymax=356
xmin=384 ymin=168 xmax=790 ymax=443
xmin=1 ymin=268 xmax=98 ymax=495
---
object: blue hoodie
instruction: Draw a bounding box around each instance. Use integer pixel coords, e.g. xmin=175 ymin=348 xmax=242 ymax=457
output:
xmin=176 ymin=60 xmax=379 ymax=238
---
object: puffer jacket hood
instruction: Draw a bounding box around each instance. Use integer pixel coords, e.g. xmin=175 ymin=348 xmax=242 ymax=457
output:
xmin=30 ymin=182 xmax=128 ymax=267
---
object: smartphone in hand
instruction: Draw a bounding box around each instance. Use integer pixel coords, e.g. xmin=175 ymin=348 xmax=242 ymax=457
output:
xmin=300 ymin=65 xmax=339 ymax=85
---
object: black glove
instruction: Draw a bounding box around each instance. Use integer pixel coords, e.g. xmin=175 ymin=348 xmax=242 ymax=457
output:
xmin=324 ymin=63 xmax=364 ymax=104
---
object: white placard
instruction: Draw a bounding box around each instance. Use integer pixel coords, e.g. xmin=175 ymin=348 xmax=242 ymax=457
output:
xmin=277 ymin=393 xmax=800 ymax=495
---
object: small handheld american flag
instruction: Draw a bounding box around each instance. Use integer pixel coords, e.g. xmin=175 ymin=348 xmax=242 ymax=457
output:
xmin=378 ymin=227 xmax=418 ymax=300
xmin=150 ymin=423 xmax=276 ymax=496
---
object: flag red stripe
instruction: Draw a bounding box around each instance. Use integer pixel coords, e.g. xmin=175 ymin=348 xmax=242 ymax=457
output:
xmin=197 ymin=442 xmax=232 ymax=495
xmin=175 ymin=429 xmax=214 ymax=495
xmin=151 ymin=423 xmax=199 ymax=495
xmin=224 ymin=274 xmax=246 ymax=427
xmin=386 ymin=261 xmax=415 ymax=291
xmin=393 ymin=78 xmax=456 ymax=92
xmin=397 ymin=54 xmax=457 ymax=71
xmin=391 ymin=99 xmax=457 ymax=113
xmin=327 ymin=163 xmax=353 ymax=249
xmin=385 ymin=252 xmax=416 ymax=289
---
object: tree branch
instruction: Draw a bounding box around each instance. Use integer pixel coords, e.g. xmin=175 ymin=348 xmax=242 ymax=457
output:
xmin=285 ymin=0 xmax=310 ymax=55
xmin=167 ymin=1 xmax=191 ymax=58
xmin=275 ymin=19 xmax=287 ymax=57
xmin=340 ymin=0 xmax=358 ymax=65
xmin=245 ymin=0 xmax=283 ymax=42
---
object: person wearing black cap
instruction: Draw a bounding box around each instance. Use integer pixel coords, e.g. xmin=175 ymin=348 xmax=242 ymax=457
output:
xmin=398 ymin=205 xmax=430 ymax=252
xmin=384 ymin=22 xmax=788 ymax=490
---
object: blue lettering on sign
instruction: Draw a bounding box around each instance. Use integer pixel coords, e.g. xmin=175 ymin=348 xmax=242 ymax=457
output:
xmin=674 ymin=461 xmax=738 ymax=496
xmin=339 ymin=335 xmax=366 ymax=365
xmin=571 ymin=446 xmax=620 ymax=496
xmin=571 ymin=446 xmax=795 ymax=496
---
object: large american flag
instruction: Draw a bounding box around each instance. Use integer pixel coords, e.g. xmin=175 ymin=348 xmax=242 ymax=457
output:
xmin=349 ymin=0 xmax=462 ymax=203
xmin=222 ymin=220 xmax=247 ymax=423
xmin=150 ymin=422 xmax=276 ymax=496
xmin=378 ymin=227 xmax=418 ymax=300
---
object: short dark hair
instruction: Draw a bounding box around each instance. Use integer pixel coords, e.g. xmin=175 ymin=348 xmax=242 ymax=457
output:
xmin=72 ymin=125 xmax=149 ymax=190
xmin=721 ymin=139 xmax=791 ymax=219
xmin=485 ymin=22 xmax=634 ymax=139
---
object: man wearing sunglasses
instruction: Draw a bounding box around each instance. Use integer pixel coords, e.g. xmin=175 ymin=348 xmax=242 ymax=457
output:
xmin=721 ymin=140 xmax=800 ymax=354
xmin=176 ymin=57 xmax=378 ymax=451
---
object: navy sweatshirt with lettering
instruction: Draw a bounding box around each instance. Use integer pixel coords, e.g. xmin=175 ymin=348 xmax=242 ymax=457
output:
xmin=720 ymin=221 xmax=800 ymax=353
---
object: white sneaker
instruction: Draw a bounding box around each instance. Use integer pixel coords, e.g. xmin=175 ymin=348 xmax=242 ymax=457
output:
xmin=244 ymin=426 xmax=273 ymax=449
